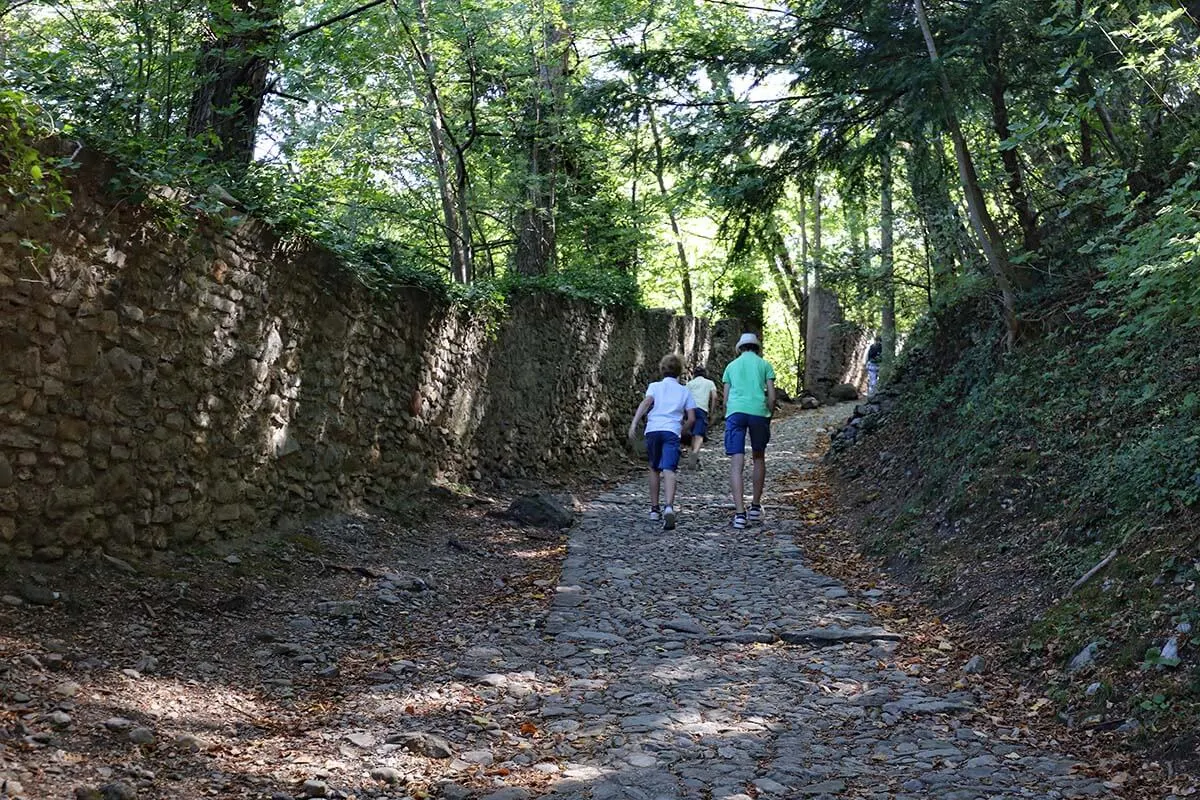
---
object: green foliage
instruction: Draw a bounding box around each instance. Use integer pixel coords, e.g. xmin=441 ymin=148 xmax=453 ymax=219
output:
xmin=498 ymin=267 xmax=642 ymax=309
xmin=717 ymin=271 xmax=767 ymax=332
xmin=0 ymin=91 xmax=70 ymax=218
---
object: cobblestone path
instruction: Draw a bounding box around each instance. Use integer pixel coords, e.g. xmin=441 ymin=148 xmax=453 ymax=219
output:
xmin=454 ymin=408 xmax=1109 ymax=799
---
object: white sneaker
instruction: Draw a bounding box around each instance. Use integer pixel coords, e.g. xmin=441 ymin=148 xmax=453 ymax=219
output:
xmin=649 ymin=507 xmax=662 ymax=522
xmin=662 ymin=506 xmax=677 ymax=530
xmin=748 ymin=504 xmax=763 ymax=522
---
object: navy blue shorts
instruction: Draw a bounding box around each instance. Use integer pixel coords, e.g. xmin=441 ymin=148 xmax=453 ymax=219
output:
xmin=691 ymin=409 xmax=709 ymax=439
xmin=645 ymin=431 xmax=682 ymax=472
xmin=724 ymin=412 xmax=770 ymax=455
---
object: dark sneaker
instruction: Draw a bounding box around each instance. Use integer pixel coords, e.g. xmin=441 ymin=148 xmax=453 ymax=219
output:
xmin=748 ymin=504 xmax=763 ymax=522
xmin=662 ymin=506 xmax=677 ymax=530
xmin=687 ymin=451 xmax=700 ymax=470
xmin=732 ymin=513 xmax=747 ymax=529
xmin=649 ymin=507 xmax=662 ymax=522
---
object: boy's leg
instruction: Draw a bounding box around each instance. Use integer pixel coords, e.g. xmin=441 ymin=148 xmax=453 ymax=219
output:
xmin=645 ymin=432 xmax=663 ymax=511
xmin=730 ymin=453 xmax=746 ymax=513
xmin=746 ymin=416 xmax=771 ymax=513
xmin=663 ymin=470 xmax=676 ymax=507
xmin=751 ymin=452 xmax=766 ymax=507
xmin=649 ymin=468 xmax=661 ymax=508
xmin=725 ymin=413 xmax=749 ymax=514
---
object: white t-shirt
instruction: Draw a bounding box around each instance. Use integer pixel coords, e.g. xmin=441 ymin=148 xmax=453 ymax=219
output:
xmin=685 ymin=376 xmax=717 ymax=413
xmin=644 ymin=377 xmax=697 ymax=435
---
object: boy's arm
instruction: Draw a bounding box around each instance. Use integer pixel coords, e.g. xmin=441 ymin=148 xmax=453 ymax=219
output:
xmin=723 ymin=382 xmax=731 ymax=409
xmin=766 ymin=379 xmax=777 ymax=417
xmin=628 ymin=396 xmax=653 ymax=438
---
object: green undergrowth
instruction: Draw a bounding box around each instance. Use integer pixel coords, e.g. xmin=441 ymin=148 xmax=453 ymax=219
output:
xmin=847 ymin=171 xmax=1200 ymax=749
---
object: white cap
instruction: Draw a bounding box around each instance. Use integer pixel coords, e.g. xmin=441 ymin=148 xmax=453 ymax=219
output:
xmin=736 ymin=332 xmax=761 ymax=350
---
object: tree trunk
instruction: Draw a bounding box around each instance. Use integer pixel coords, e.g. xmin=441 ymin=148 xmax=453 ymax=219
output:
xmin=409 ymin=0 xmax=473 ymax=283
xmin=879 ymin=148 xmax=896 ymax=364
xmin=514 ymin=3 xmax=571 ymax=275
xmin=648 ymin=107 xmax=693 ymax=316
xmin=810 ymin=182 xmax=822 ymax=292
xmin=984 ymin=41 xmax=1040 ymax=252
xmin=187 ymin=0 xmax=283 ymax=173
xmin=913 ymin=0 xmax=1019 ymax=346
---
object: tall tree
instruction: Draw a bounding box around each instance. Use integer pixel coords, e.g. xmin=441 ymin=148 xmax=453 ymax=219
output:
xmin=879 ymin=147 xmax=896 ymax=364
xmin=912 ymin=0 xmax=1020 ymax=345
xmin=513 ymin=0 xmax=572 ymax=275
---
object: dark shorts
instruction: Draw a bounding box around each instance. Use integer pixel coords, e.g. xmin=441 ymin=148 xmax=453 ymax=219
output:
xmin=691 ymin=409 xmax=709 ymax=439
xmin=645 ymin=431 xmax=681 ymax=472
xmin=724 ymin=412 xmax=770 ymax=455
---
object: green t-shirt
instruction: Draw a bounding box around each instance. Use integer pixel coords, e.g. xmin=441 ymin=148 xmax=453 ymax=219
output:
xmin=722 ymin=352 xmax=776 ymax=417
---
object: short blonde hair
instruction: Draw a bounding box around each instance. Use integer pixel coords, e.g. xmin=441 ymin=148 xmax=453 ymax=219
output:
xmin=659 ymin=353 xmax=683 ymax=378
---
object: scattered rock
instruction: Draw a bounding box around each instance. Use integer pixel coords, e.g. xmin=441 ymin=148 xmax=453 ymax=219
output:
xmin=174 ymin=733 xmax=210 ymax=752
xmin=47 ymin=710 xmax=72 ymax=727
xmin=829 ymin=383 xmax=859 ymax=401
xmin=100 ymin=782 xmax=137 ymax=800
xmin=315 ymin=600 xmax=361 ymax=617
xmin=662 ymin=617 xmax=705 ymax=635
xmin=479 ymin=789 xmax=530 ymax=800
xmin=1159 ymin=636 xmax=1180 ymax=666
xmin=52 ymin=680 xmax=81 ymax=698
xmin=300 ymin=778 xmax=327 ymax=798
xmin=505 ymin=493 xmax=574 ymax=529
xmin=1068 ymin=642 xmax=1102 ymax=672
xmin=387 ymin=731 xmax=455 ymax=759
xmin=368 ymin=767 xmax=403 ymax=785
xmin=18 ymin=583 xmax=58 ymax=605
xmin=346 ymin=732 xmax=375 ymax=749
xmin=128 ymin=726 xmax=155 ymax=745
xmin=963 ymin=655 xmax=985 ymax=674
xmin=780 ymin=626 xmax=902 ymax=645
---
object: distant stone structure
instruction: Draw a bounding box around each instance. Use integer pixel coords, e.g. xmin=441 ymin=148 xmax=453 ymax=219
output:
xmin=803 ymin=288 xmax=872 ymax=403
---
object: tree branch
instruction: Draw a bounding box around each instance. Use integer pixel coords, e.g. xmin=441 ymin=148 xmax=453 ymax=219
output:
xmin=288 ymin=0 xmax=390 ymax=41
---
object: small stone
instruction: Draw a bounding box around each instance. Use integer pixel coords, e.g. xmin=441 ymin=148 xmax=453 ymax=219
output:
xmin=128 ymin=726 xmax=155 ymax=745
xmin=103 ymin=717 xmax=136 ymax=731
xmin=53 ymin=680 xmax=82 ymax=697
xmin=18 ymin=583 xmax=58 ymax=605
xmin=300 ymin=778 xmax=327 ymax=798
xmin=368 ymin=767 xmax=402 ymax=785
xmin=780 ymin=626 xmax=902 ymax=645
xmin=315 ymin=600 xmax=361 ymax=617
xmin=174 ymin=733 xmax=209 ymax=752
xmin=1085 ymin=682 xmax=1102 ymax=696
xmin=100 ymin=782 xmax=137 ymax=800
xmin=47 ymin=709 xmax=72 ymax=727
xmin=224 ymin=554 xmax=242 ymax=564
xmin=2 ymin=779 xmax=24 ymax=796
xmin=346 ymin=732 xmax=375 ymax=749
xmin=1069 ymin=642 xmax=1101 ymax=672
xmin=1 ymin=595 xmax=22 ymax=606
xmin=460 ymin=749 xmax=494 ymax=766
xmin=663 ymin=617 xmax=705 ymax=635
xmin=479 ymin=789 xmax=530 ymax=800
xmin=439 ymin=783 xmax=473 ymax=800
xmin=963 ymin=655 xmax=985 ymax=674
xmin=386 ymin=731 xmax=454 ymax=759
xmin=75 ymin=787 xmax=103 ymax=800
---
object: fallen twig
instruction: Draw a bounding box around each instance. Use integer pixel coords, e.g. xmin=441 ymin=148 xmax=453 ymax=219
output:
xmin=1069 ymin=549 xmax=1118 ymax=594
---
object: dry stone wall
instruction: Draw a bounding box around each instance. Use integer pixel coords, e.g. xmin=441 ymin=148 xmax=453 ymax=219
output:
xmin=0 ymin=156 xmax=722 ymax=560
